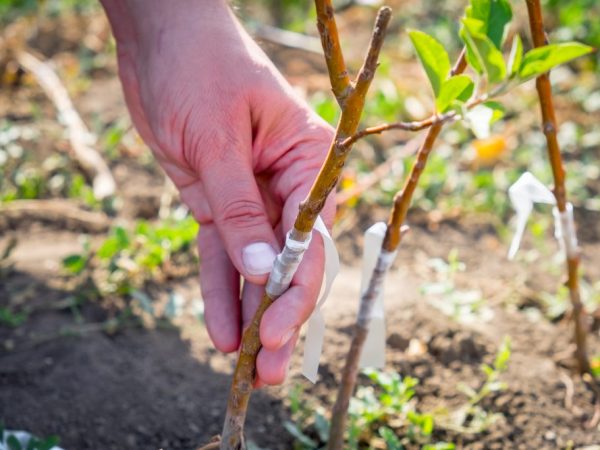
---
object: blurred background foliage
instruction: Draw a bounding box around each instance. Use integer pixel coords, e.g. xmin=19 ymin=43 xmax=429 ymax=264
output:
xmin=2 ymin=0 xmax=599 ymax=237
xmin=1 ymin=0 xmax=599 ymax=275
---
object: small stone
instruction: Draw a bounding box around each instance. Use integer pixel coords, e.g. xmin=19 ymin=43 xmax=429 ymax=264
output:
xmin=544 ymin=431 xmax=556 ymax=441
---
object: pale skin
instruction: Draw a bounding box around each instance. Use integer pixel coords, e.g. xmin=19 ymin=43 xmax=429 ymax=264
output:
xmin=100 ymin=0 xmax=335 ymax=385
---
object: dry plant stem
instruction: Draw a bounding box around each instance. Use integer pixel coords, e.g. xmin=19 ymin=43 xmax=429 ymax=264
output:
xmin=525 ymin=0 xmax=590 ymax=374
xmin=219 ymin=6 xmax=392 ymax=450
xmin=0 ymin=199 xmax=110 ymax=233
xmin=328 ymin=52 xmax=467 ymax=450
xmin=384 ymin=51 xmax=467 ymax=251
xmin=327 ymin=251 xmax=395 ymax=450
xmin=315 ymin=0 xmax=351 ymax=103
xmin=16 ymin=50 xmax=116 ymax=200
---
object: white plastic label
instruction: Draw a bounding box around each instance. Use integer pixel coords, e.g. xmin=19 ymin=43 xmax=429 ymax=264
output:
xmin=301 ymin=216 xmax=340 ymax=383
xmin=508 ymin=171 xmax=578 ymax=260
xmin=359 ymin=222 xmax=389 ymax=368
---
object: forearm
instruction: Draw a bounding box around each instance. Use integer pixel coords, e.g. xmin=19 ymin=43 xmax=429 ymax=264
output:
xmin=99 ymin=0 xmax=234 ymax=49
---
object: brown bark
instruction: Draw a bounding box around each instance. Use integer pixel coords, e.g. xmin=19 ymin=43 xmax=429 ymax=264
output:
xmin=525 ymin=0 xmax=589 ymax=374
xmin=327 ymin=51 xmax=467 ymax=450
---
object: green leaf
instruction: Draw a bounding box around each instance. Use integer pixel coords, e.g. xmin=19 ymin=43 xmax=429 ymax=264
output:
xmin=7 ymin=435 xmax=23 ymax=450
xmin=461 ymin=18 xmax=507 ymax=82
xmin=378 ymin=426 xmax=403 ymax=450
xmin=62 ymin=254 xmax=87 ymax=275
xmin=423 ymin=443 xmax=456 ymax=450
xmin=409 ymin=30 xmax=451 ymax=96
xmin=436 ymin=75 xmax=474 ymax=112
xmin=494 ymin=336 xmax=512 ymax=371
xmin=283 ymin=421 xmax=317 ymax=448
xmin=37 ymin=436 xmax=59 ymax=450
xmin=314 ymin=412 xmax=330 ymax=442
xmin=508 ymin=34 xmax=523 ymax=77
xmin=518 ymin=42 xmax=594 ymax=80
xmin=465 ymin=0 xmax=512 ymax=49
xmin=482 ymin=101 xmax=505 ymax=123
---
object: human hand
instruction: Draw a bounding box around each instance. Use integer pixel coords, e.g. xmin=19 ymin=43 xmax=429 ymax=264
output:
xmin=101 ymin=0 xmax=334 ymax=385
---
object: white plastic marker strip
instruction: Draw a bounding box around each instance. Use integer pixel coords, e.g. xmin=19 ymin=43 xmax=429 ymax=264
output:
xmin=553 ymin=202 xmax=579 ymax=259
xmin=508 ymin=171 xmax=578 ymax=259
xmin=358 ymin=222 xmax=397 ymax=368
xmin=301 ymin=216 xmax=340 ymax=383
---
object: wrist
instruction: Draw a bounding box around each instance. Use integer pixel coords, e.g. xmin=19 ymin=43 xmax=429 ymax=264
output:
xmin=100 ymin=0 xmax=232 ymax=50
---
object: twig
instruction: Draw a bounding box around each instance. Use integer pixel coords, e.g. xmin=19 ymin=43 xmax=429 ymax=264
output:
xmin=340 ymin=113 xmax=453 ymax=148
xmin=197 ymin=436 xmax=221 ymax=450
xmin=251 ymin=24 xmax=323 ymax=54
xmin=525 ymin=0 xmax=590 ymax=374
xmin=315 ymin=0 xmax=352 ymax=104
xmin=583 ymin=373 xmax=600 ymax=429
xmin=327 ymin=50 xmax=467 ymax=450
xmin=219 ymin=5 xmax=392 ymax=450
xmin=558 ymin=370 xmax=575 ymax=410
xmin=0 ymin=199 xmax=110 ymax=233
xmin=16 ymin=50 xmax=116 ymax=200
xmin=340 ymin=87 xmax=491 ymax=149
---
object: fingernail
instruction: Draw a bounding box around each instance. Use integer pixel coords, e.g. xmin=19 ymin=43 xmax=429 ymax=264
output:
xmin=242 ymin=242 xmax=277 ymax=275
xmin=280 ymin=327 xmax=297 ymax=347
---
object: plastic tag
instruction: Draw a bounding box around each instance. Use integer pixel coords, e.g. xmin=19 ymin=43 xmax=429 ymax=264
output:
xmin=301 ymin=216 xmax=340 ymax=383
xmin=507 ymin=171 xmax=556 ymax=260
xmin=358 ymin=222 xmax=389 ymax=368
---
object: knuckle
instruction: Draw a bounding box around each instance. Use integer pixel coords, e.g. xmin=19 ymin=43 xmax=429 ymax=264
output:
xmin=217 ymin=197 xmax=266 ymax=228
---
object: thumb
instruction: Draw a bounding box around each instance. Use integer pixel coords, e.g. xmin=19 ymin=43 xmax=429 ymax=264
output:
xmin=198 ymin=151 xmax=279 ymax=285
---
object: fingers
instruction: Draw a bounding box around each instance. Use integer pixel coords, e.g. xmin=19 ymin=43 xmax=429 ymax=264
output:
xmin=256 ymin=330 xmax=299 ymax=386
xmin=240 ymin=280 xmax=268 ymax=329
xmin=198 ymin=225 xmax=241 ymax=353
xmin=242 ymin=279 xmax=300 ymax=386
xmin=259 ymin=230 xmax=325 ymax=351
xmin=194 ymin=136 xmax=280 ymax=285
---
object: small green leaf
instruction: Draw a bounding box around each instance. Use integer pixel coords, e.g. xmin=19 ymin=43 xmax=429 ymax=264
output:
xmin=466 ymin=0 xmax=512 ymax=49
xmin=378 ymin=426 xmax=403 ymax=450
xmin=436 ymin=75 xmax=474 ymax=112
xmin=314 ymin=412 xmax=330 ymax=442
xmin=494 ymin=336 xmax=512 ymax=371
xmin=283 ymin=421 xmax=317 ymax=447
xmin=423 ymin=443 xmax=456 ymax=450
xmin=518 ymin=42 xmax=594 ymax=80
xmin=482 ymin=101 xmax=505 ymax=123
xmin=62 ymin=254 xmax=87 ymax=275
xmin=37 ymin=436 xmax=60 ymax=450
xmin=508 ymin=34 xmax=523 ymax=77
xmin=7 ymin=435 xmax=23 ymax=450
xmin=461 ymin=18 xmax=507 ymax=82
xmin=409 ymin=30 xmax=451 ymax=96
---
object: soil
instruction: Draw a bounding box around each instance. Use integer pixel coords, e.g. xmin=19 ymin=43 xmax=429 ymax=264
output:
xmin=2 ymin=7 xmax=600 ymax=450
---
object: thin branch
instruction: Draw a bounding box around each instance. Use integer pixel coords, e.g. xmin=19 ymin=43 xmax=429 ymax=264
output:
xmin=315 ymin=0 xmax=352 ymax=103
xmin=0 ymin=199 xmax=110 ymax=233
xmin=525 ymin=0 xmax=589 ymax=375
xmin=340 ymin=112 xmax=454 ymax=148
xmin=16 ymin=50 xmax=116 ymax=200
xmin=293 ymin=6 xmax=392 ymax=234
xmin=219 ymin=6 xmax=392 ymax=450
xmin=384 ymin=51 xmax=468 ymax=251
xmin=327 ymin=50 xmax=467 ymax=450
xmin=353 ymin=8 xmax=392 ymax=99
xmin=251 ymin=24 xmax=323 ymax=54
